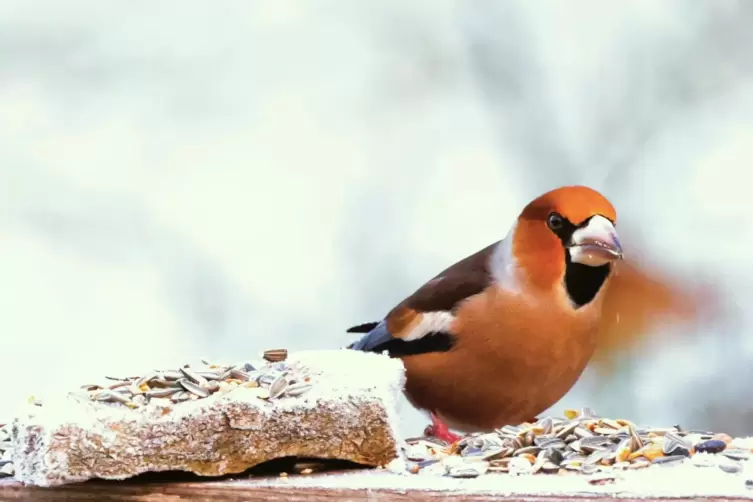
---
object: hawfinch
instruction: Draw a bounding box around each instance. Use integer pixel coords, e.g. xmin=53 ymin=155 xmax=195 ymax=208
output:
xmin=346 ymin=185 xmax=691 ymax=444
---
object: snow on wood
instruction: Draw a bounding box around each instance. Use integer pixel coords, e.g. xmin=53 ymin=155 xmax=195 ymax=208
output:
xmin=9 ymin=350 xmax=406 ymax=487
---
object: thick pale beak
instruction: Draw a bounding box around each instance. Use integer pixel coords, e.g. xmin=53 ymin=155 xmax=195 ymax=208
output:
xmin=568 ymin=215 xmax=623 ymax=267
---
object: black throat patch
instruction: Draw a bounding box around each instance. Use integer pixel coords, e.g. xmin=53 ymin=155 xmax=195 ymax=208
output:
xmin=550 ymin=216 xmax=611 ymax=309
xmin=564 ymin=252 xmax=610 ymax=308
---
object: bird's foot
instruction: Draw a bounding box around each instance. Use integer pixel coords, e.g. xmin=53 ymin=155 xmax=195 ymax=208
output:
xmin=424 ymin=412 xmax=462 ymax=444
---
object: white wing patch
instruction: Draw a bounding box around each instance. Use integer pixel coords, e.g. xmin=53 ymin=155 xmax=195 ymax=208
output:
xmin=403 ymin=311 xmax=456 ymax=341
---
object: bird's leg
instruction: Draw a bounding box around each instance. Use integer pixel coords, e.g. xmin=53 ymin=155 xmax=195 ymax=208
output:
xmin=423 ymin=412 xmax=462 ymax=444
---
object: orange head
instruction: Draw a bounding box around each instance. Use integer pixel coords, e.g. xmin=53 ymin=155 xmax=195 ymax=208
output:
xmin=510 ymin=186 xmax=623 ymax=306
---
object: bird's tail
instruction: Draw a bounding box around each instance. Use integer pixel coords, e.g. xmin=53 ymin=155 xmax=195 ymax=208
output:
xmin=346 ymin=321 xmax=379 ymax=334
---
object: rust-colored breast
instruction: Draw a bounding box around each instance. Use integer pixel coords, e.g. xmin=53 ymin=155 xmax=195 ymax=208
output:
xmin=401 ymin=284 xmax=604 ymax=432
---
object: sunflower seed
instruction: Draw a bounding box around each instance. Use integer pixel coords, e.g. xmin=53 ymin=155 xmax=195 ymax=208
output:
xmin=535 ymin=437 xmax=565 ymax=449
xmin=149 ymin=378 xmax=181 ymax=388
xmin=580 ymin=463 xmax=600 ymax=475
xmin=241 ymin=362 xmax=256 ymax=372
xmin=599 ymin=419 xmax=622 ymax=430
xmin=263 ymin=349 xmax=288 ymax=362
xmin=0 ymin=462 xmax=13 ymax=477
xmin=179 ymin=378 xmax=210 ymax=398
xmin=723 ymin=449 xmax=750 ymax=461
xmin=194 ymin=370 xmax=224 ymax=380
xmin=580 ymin=407 xmax=598 ymax=419
xmin=593 ymin=427 xmax=618 ymax=435
xmin=555 ymin=421 xmax=578 ymax=439
xmin=269 ymin=376 xmax=289 ymax=399
xmin=146 ymin=387 xmax=179 ymax=399
xmin=663 ymin=432 xmax=691 ymax=457
xmin=447 ymin=462 xmax=488 ymax=478
xmin=628 ymin=426 xmax=643 ymax=451
xmin=538 ymin=417 xmax=554 ymax=435
xmin=653 ymin=455 xmax=686 ymax=466
xmin=497 ymin=425 xmax=521 ymax=436
xmin=96 ymin=390 xmax=131 ymax=404
xmin=229 ymin=369 xmax=251 ymax=381
xmin=523 ymin=430 xmax=536 ymax=446
xmin=179 ymin=367 xmax=208 ymax=386
xmin=541 ymin=460 xmax=559 ymax=473
xmin=531 ymin=450 xmax=548 ymax=473
xmin=161 ymin=370 xmax=183 ymax=381
xmin=719 ymin=459 xmax=743 ymax=474
xmin=461 ymin=446 xmax=484 ymax=458
xmin=573 ymin=427 xmax=594 ymax=439
xmin=615 ymin=438 xmax=632 ymax=462
xmin=170 ymin=391 xmax=192 ymax=402
xmin=546 ymin=447 xmax=563 ymax=465
xmin=134 ymin=371 xmax=158 ymax=388
xmin=108 ymin=381 xmax=130 ymax=390
xmin=584 ymin=449 xmax=612 ymax=466
xmin=579 ymin=436 xmax=613 ymax=453
xmin=285 ymin=382 xmax=312 ymax=397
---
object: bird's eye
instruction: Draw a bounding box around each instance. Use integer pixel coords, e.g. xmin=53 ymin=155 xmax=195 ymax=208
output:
xmin=547 ymin=212 xmax=564 ymax=231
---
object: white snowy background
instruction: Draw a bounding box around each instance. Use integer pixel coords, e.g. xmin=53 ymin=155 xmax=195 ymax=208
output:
xmin=1 ymin=0 xmax=753 ymax=436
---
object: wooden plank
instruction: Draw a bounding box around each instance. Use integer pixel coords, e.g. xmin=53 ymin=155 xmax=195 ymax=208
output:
xmin=2 ymin=456 xmax=751 ymax=502
xmin=2 ymin=473 xmax=752 ymax=502
xmin=2 ymin=480 xmax=751 ymax=502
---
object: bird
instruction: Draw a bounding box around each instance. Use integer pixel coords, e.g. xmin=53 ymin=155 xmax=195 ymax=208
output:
xmin=345 ymin=185 xmax=699 ymax=444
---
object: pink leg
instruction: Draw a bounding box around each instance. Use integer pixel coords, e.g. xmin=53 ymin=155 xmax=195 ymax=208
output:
xmin=423 ymin=412 xmax=462 ymax=444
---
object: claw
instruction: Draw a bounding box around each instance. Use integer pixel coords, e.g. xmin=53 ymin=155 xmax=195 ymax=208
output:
xmin=424 ymin=412 xmax=462 ymax=444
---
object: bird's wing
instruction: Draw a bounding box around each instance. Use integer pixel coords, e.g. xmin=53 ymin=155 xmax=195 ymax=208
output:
xmin=592 ymin=256 xmax=721 ymax=376
xmin=347 ymin=242 xmax=498 ymax=357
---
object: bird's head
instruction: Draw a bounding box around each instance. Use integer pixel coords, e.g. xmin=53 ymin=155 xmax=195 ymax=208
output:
xmin=511 ymin=185 xmax=623 ymax=307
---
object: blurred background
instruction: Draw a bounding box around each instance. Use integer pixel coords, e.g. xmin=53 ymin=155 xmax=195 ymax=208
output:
xmin=1 ymin=0 xmax=752 ymax=436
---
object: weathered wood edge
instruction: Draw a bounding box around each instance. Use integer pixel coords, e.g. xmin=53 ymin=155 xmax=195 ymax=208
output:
xmin=2 ymin=476 xmax=752 ymax=502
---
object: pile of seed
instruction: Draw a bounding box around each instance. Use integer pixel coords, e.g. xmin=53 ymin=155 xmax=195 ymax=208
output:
xmin=404 ymin=408 xmax=751 ymax=479
xmin=0 ymin=423 xmax=12 ymax=479
xmin=0 ymin=350 xmax=314 ymax=482
xmin=72 ymin=348 xmax=312 ymax=409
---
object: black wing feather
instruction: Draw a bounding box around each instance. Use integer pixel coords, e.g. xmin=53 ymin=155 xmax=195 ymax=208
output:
xmin=346 ymin=321 xmax=380 ymax=333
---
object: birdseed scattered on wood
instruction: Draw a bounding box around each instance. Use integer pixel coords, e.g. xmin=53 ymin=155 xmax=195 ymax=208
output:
xmin=403 ymin=408 xmax=752 ymax=479
xmin=67 ymin=349 xmax=310 ymax=409
xmin=0 ymin=349 xmax=314 ymax=481
xmin=3 ymin=352 xmax=752 ymax=486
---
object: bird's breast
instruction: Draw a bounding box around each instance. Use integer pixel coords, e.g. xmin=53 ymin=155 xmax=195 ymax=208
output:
xmin=402 ymin=285 xmax=604 ymax=431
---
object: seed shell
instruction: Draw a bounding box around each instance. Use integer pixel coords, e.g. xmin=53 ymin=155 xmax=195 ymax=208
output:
xmin=263 ymin=349 xmax=288 ymax=362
